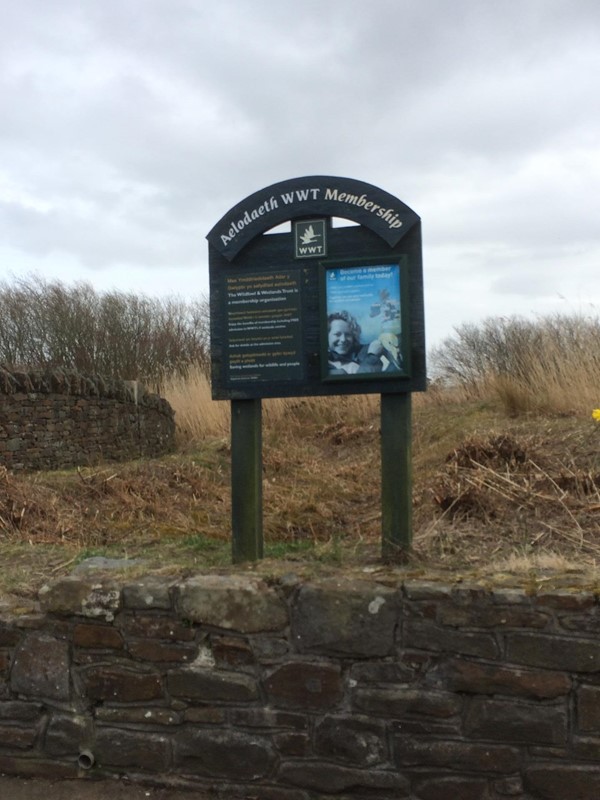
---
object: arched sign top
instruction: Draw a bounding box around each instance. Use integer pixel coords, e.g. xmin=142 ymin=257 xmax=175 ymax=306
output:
xmin=207 ymin=175 xmax=420 ymax=261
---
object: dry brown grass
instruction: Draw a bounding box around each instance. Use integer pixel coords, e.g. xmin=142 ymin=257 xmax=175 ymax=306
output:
xmin=161 ymin=368 xmax=229 ymax=442
xmin=163 ymin=367 xmax=380 ymax=444
xmin=2 ymin=363 xmax=600 ymax=601
xmin=415 ymin=423 xmax=600 ymax=567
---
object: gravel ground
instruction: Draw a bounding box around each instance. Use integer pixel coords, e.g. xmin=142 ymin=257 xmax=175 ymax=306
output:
xmin=0 ymin=777 xmax=211 ymax=799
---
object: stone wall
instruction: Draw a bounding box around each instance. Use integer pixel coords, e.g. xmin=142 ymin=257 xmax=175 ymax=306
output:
xmin=0 ymin=571 xmax=599 ymax=798
xmin=0 ymin=367 xmax=175 ymax=470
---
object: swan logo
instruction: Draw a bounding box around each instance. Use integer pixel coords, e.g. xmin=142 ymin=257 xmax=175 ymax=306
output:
xmin=294 ymin=219 xmax=327 ymax=259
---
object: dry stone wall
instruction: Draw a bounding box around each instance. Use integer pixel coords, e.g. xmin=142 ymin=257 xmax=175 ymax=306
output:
xmin=0 ymin=367 xmax=175 ymax=470
xmin=0 ymin=571 xmax=600 ymax=798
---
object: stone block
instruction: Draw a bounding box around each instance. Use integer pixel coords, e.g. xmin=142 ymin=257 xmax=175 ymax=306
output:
xmin=218 ymin=789 xmax=308 ymax=800
xmin=10 ymin=632 xmax=70 ymax=701
xmin=96 ymin=707 xmax=181 ymax=726
xmin=274 ymin=732 xmax=311 ymax=757
xmin=229 ymin=708 xmax=308 ymax=730
xmin=128 ymin=639 xmax=197 ymax=663
xmin=493 ymin=775 xmax=524 ymax=796
xmin=464 ymin=697 xmax=568 ymax=745
xmin=349 ymin=660 xmax=417 ymax=684
xmin=577 ymin=685 xmax=600 ymax=731
xmin=0 ymin=623 xmax=21 ymax=647
xmin=403 ymin=619 xmax=499 ymax=659
xmin=264 ymin=661 xmax=343 ymax=710
xmin=278 ymin=762 xmax=409 ymax=794
xmin=506 ymin=632 xmax=600 ymax=672
xmin=0 ymin=755 xmax=78 ymax=779
xmin=167 ymin=666 xmax=258 ymax=702
xmin=80 ymin=665 xmax=163 ymax=703
xmin=524 ymin=764 xmax=600 ymax=799
xmin=176 ymin=574 xmax=288 ymax=633
xmin=314 ymin=715 xmax=387 ymax=766
xmin=211 ymin=634 xmax=255 ymax=667
xmin=433 ymin=657 xmax=571 ymax=699
xmin=391 ymin=718 xmax=460 ymax=737
xmin=118 ymin=613 xmax=196 ymax=641
xmin=394 ymin=736 xmax=520 ymax=773
xmin=40 ymin=577 xmax=121 ymax=621
xmin=413 ymin=775 xmax=489 ymax=800
xmin=174 ymin=728 xmax=276 ymax=780
xmin=44 ymin=713 xmax=89 ymax=756
xmin=122 ymin=580 xmax=173 ymax=610
xmin=402 ymin=580 xmax=453 ymax=601
xmin=535 ymin=590 xmax=595 ymax=610
xmin=183 ymin=707 xmax=226 ymax=724
xmin=95 ymin=727 xmax=170 ymax=771
xmin=73 ymin=623 xmax=124 ymax=649
xmin=559 ymin=611 xmax=600 ymax=634
xmin=81 ymin=584 xmax=121 ymax=622
xmin=0 ymin=724 xmax=38 ymax=749
xmin=437 ymin=603 xmax=550 ymax=629
xmin=291 ymin=580 xmax=398 ymax=657
xmin=0 ymin=701 xmax=43 ymax=721
xmin=353 ymin=687 xmax=461 ymax=719
xmin=571 ymin=736 xmax=600 ymax=760
xmin=251 ymin=635 xmax=289 ymax=662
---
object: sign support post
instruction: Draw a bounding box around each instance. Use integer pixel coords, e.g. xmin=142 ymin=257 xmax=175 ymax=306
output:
xmin=381 ymin=392 xmax=412 ymax=561
xmin=231 ymin=398 xmax=263 ymax=563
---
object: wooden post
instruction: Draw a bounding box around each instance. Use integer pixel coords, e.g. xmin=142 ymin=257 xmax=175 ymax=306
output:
xmin=231 ymin=399 xmax=263 ymax=563
xmin=381 ymin=392 xmax=412 ymax=561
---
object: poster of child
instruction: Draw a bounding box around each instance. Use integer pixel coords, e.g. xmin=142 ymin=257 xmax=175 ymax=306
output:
xmin=325 ymin=264 xmax=403 ymax=377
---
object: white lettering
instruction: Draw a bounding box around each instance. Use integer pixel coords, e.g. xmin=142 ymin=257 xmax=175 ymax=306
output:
xmin=299 ymin=245 xmax=323 ymax=254
xmin=281 ymin=188 xmax=321 ymax=203
xmin=220 ymin=185 xmax=403 ymax=248
xmin=221 ymin=197 xmax=279 ymax=244
xmin=323 ymin=188 xmax=404 ymax=230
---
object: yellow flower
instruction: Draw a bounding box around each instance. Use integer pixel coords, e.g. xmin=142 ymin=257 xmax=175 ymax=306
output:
xmin=593 ymin=409 xmax=600 ymax=422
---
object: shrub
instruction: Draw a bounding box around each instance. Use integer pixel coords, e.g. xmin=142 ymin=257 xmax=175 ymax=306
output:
xmin=0 ymin=275 xmax=210 ymax=385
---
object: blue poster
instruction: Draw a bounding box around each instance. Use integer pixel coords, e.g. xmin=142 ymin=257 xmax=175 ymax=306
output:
xmin=325 ymin=263 xmax=403 ymax=377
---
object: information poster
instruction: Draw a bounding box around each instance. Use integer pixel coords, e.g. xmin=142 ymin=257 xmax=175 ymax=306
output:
xmin=324 ymin=263 xmax=406 ymax=380
xmin=225 ymin=270 xmax=303 ymax=383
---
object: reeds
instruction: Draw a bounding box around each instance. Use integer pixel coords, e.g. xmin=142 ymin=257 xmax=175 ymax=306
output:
xmin=162 ymin=364 xmax=379 ymax=444
xmin=430 ymin=313 xmax=600 ymax=415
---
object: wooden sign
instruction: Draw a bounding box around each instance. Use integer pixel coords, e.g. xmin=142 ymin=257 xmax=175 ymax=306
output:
xmin=208 ymin=176 xmax=425 ymax=400
xmin=207 ymin=176 xmax=426 ymax=563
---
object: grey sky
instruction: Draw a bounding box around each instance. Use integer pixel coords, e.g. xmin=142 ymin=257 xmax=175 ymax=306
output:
xmin=1 ymin=0 xmax=599 ymax=348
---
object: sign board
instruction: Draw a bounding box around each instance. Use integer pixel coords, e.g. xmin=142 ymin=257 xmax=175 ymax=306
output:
xmin=208 ymin=175 xmax=425 ymax=400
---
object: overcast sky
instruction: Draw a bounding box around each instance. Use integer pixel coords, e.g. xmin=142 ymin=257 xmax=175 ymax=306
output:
xmin=1 ymin=0 xmax=599 ymax=349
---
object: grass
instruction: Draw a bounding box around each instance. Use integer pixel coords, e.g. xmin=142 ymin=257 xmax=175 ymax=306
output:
xmin=2 ymin=353 xmax=600 ymax=603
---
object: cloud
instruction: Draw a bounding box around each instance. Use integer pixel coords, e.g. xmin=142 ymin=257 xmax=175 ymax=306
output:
xmin=1 ymin=0 xmax=600 ymax=346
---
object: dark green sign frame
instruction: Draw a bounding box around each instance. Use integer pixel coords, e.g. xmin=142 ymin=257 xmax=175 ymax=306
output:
xmin=207 ymin=175 xmax=426 ymax=563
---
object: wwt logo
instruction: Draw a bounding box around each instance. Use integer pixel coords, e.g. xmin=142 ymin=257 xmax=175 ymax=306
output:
xmin=294 ymin=219 xmax=327 ymax=259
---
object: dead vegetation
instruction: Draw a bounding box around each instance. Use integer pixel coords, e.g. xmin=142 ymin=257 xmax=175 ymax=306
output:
xmin=2 ymin=386 xmax=600 ymax=601
xmin=420 ymin=425 xmax=600 ymax=565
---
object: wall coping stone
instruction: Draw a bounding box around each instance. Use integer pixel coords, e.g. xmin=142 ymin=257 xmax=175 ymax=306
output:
xmin=0 ymin=365 xmax=168 ymax=411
